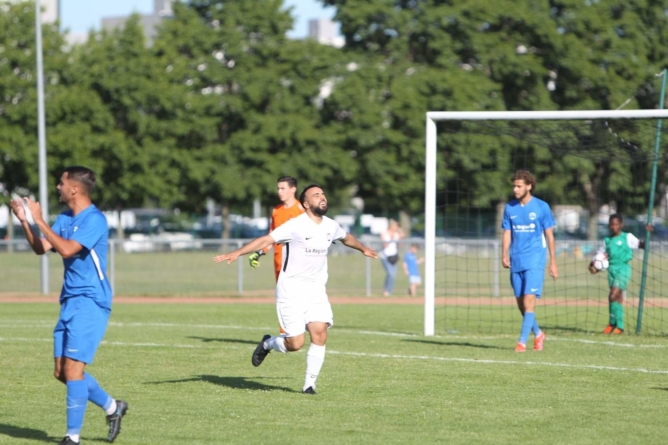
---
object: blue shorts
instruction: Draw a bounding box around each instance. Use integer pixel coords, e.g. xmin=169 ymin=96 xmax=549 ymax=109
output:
xmin=54 ymin=297 xmax=110 ymax=364
xmin=510 ymin=269 xmax=544 ymax=298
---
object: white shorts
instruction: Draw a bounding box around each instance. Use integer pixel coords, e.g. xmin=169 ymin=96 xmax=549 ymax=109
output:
xmin=409 ymin=275 xmax=422 ymax=285
xmin=276 ymin=298 xmax=333 ymax=338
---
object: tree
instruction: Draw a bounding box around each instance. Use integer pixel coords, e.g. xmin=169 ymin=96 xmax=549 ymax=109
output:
xmin=0 ymin=1 xmax=67 ymax=207
xmin=320 ymin=0 xmax=504 ymax=226
xmin=65 ymin=16 xmax=185 ymax=237
xmin=154 ymin=1 xmax=357 ymax=238
xmin=321 ymin=0 xmax=668 ymax=237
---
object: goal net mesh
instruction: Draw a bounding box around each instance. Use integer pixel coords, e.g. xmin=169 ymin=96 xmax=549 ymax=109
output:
xmin=435 ymin=118 xmax=668 ymax=336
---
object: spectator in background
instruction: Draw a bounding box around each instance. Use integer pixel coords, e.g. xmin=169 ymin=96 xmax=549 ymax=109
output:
xmin=403 ymin=244 xmax=424 ymax=296
xmin=380 ymin=219 xmax=404 ymax=296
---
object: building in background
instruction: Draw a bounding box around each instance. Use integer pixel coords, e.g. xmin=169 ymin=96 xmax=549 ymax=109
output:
xmin=101 ymin=0 xmax=173 ymax=46
xmin=308 ymin=18 xmax=344 ymax=48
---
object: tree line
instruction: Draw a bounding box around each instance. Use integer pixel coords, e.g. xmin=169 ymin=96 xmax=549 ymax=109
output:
xmin=2 ymin=0 xmax=668 ymax=239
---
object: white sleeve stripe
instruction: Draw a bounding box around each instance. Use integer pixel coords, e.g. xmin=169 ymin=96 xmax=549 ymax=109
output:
xmin=90 ymin=249 xmax=105 ymax=281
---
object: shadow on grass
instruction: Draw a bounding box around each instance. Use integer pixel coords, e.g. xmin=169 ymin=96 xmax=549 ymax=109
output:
xmin=540 ymin=324 xmax=594 ymax=334
xmin=337 ymin=326 xmax=418 ymax=337
xmin=0 ymin=424 xmax=55 ymax=443
xmin=403 ymin=339 xmax=506 ymax=350
xmin=186 ymin=336 xmax=258 ymax=345
xmin=146 ymin=375 xmax=298 ymax=393
xmin=652 ymin=387 xmax=668 ymax=392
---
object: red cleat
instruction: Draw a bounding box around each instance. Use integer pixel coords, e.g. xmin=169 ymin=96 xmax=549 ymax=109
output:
xmin=612 ymin=327 xmax=624 ymax=335
xmin=514 ymin=342 xmax=526 ymax=352
xmin=602 ymin=324 xmax=615 ymax=334
xmin=533 ymin=332 xmax=545 ymax=351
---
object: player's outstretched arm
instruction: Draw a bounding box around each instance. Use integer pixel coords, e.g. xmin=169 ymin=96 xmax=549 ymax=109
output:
xmin=213 ymin=235 xmax=275 ymax=264
xmin=340 ymin=233 xmax=378 ymax=258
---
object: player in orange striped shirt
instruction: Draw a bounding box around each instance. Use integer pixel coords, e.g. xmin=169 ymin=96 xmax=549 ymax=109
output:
xmin=249 ymin=176 xmax=304 ymax=281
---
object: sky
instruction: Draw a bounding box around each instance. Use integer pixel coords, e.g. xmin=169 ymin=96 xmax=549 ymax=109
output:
xmin=59 ymin=0 xmax=337 ymax=39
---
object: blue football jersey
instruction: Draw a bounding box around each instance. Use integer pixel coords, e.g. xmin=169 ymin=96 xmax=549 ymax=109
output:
xmin=50 ymin=204 xmax=113 ymax=309
xmin=501 ymin=196 xmax=556 ymax=272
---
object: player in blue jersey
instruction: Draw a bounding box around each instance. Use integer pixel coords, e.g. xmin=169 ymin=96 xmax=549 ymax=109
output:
xmin=501 ymin=170 xmax=558 ymax=352
xmin=10 ymin=167 xmax=128 ymax=445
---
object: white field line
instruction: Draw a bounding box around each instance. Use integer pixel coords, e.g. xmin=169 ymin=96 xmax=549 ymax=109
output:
xmin=1 ymin=336 xmax=667 ymax=375
xmin=326 ymin=350 xmax=668 ymax=375
xmin=548 ymin=337 xmax=668 ymax=348
xmin=1 ymin=320 xmax=666 ymax=348
xmin=0 ymin=337 xmax=201 ymax=349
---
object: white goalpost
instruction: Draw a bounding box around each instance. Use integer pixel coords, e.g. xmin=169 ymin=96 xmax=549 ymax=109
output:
xmin=424 ymin=109 xmax=668 ymax=337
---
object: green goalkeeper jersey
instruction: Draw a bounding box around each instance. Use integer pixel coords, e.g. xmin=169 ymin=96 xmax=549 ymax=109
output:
xmin=602 ymin=232 xmax=640 ymax=266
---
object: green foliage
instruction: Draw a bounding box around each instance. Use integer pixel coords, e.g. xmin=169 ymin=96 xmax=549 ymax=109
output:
xmin=0 ymin=1 xmax=66 ymax=204
xmin=68 ymin=16 xmax=184 ymax=209
xmin=2 ymin=0 xmax=668 ymax=222
xmin=154 ymin=1 xmax=357 ymax=214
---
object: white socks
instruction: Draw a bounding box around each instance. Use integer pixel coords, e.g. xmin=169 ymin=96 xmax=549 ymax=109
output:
xmin=304 ymin=343 xmax=326 ymax=391
xmin=105 ymin=399 xmax=117 ymax=416
xmin=265 ymin=335 xmax=287 ymax=353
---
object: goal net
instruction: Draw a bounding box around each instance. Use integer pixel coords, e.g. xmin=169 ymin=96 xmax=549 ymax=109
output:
xmin=424 ymin=110 xmax=668 ymax=337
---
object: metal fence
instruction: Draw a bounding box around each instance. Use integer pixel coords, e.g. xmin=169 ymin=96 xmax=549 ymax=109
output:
xmin=0 ymin=237 xmax=424 ymax=296
xmin=3 ymin=237 xmax=668 ymax=298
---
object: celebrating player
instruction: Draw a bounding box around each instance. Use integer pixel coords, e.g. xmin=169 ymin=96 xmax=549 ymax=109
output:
xmin=10 ymin=167 xmax=128 ymax=445
xmin=501 ymin=170 xmax=558 ymax=352
xmin=588 ymin=214 xmax=652 ymax=334
xmin=214 ymin=184 xmax=377 ymax=394
xmin=248 ymin=176 xmax=304 ymax=280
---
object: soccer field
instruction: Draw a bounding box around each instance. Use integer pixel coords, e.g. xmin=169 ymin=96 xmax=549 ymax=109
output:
xmin=2 ymin=303 xmax=668 ymax=444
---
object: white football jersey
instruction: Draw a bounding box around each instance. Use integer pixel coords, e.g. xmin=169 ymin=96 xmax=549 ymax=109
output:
xmin=269 ymin=213 xmax=347 ymax=300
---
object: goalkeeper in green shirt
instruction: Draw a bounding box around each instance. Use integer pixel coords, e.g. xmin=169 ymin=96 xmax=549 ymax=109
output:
xmin=588 ymin=214 xmax=652 ymax=334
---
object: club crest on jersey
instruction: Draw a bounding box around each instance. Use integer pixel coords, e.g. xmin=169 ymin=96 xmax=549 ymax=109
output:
xmin=73 ymin=226 xmax=79 ymax=232
xmin=529 ymin=212 xmax=536 ymax=221
xmin=617 ymin=240 xmax=622 ymax=245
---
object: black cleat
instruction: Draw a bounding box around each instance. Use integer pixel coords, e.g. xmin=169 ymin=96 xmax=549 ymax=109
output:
xmin=59 ymin=437 xmax=79 ymax=445
xmin=106 ymin=400 xmax=128 ymax=442
xmin=302 ymin=386 xmax=316 ymax=395
xmin=252 ymin=334 xmax=272 ymax=367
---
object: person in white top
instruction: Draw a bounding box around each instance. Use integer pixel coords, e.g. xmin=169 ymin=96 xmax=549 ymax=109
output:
xmin=213 ymin=184 xmax=377 ymax=394
xmin=380 ymin=219 xmax=404 ymax=296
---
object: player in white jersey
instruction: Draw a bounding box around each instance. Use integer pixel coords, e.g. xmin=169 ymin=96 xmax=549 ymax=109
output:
xmin=213 ymin=184 xmax=377 ymax=394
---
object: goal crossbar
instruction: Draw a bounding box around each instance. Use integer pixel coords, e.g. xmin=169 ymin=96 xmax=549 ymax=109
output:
xmin=424 ymin=109 xmax=668 ymax=336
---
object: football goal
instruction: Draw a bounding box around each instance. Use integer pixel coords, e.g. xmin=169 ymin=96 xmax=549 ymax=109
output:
xmin=424 ymin=109 xmax=668 ymax=337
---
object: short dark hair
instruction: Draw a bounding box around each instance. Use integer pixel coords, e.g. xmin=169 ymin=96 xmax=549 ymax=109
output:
xmin=511 ymin=169 xmax=536 ymax=191
xmin=299 ymin=184 xmax=322 ymax=206
xmin=609 ymin=214 xmax=623 ymax=224
xmin=277 ymin=176 xmax=297 ymax=189
xmin=64 ymin=166 xmax=96 ymax=195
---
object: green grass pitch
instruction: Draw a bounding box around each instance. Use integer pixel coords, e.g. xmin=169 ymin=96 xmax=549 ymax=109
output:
xmin=2 ymin=303 xmax=668 ymax=444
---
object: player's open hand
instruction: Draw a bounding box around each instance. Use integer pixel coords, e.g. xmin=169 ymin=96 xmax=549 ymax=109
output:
xmin=549 ymin=263 xmax=559 ymax=280
xmin=22 ymin=197 xmax=43 ymax=223
xmin=646 ymin=224 xmax=654 ymax=233
xmin=362 ymin=247 xmax=378 ymax=259
xmin=502 ymin=256 xmax=511 ymax=269
xmin=9 ymin=198 xmax=27 ymax=222
xmin=213 ymin=252 xmax=240 ymax=264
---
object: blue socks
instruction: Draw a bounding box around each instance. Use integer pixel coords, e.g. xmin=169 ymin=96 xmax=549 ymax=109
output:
xmin=532 ymin=317 xmax=541 ymax=336
xmin=66 ymin=380 xmax=88 ymax=437
xmin=519 ymin=312 xmax=535 ymax=345
xmin=84 ymin=372 xmax=113 ymax=411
